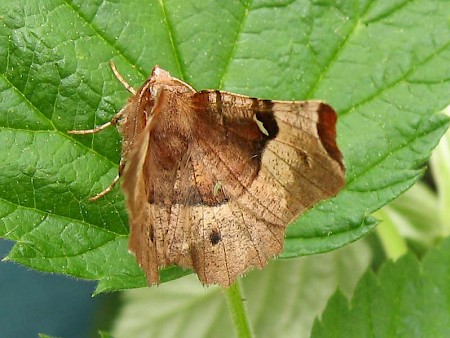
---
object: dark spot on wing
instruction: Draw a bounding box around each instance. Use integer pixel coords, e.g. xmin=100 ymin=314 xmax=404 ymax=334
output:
xmin=149 ymin=227 xmax=155 ymax=242
xmin=316 ymin=103 xmax=344 ymax=169
xmin=209 ymin=229 xmax=222 ymax=245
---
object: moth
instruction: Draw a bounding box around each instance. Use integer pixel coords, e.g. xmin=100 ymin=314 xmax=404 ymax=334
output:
xmin=70 ymin=63 xmax=345 ymax=287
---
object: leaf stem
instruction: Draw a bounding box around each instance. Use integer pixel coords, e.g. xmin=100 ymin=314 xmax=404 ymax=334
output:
xmin=224 ymin=280 xmax=253 ymax=338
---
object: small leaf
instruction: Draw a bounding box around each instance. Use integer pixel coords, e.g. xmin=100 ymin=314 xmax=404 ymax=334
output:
xmin=312 ymin=237 xmax=450 ymax=338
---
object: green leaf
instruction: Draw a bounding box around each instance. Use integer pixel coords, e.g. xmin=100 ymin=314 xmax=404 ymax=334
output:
xmin=0 ymin=0 xmax=449 ymax=291
xmin=312 ymin=237 xmax=450 ymax=338
xmin=111 ymin=241 xmax=371 ymax=338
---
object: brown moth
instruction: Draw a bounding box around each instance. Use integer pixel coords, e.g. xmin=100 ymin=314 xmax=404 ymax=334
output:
xmin=70 ymin=63 xmax=345 ymax=287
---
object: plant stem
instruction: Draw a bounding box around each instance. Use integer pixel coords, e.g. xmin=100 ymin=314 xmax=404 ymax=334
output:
xmin=224 ymin=280 xmax=253 ymax=338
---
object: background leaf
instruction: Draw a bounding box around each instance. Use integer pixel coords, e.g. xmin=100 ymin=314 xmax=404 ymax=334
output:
xmin=311 ymin=237 xmax=450 ymax=338
xmin=112 ymin=240 xmax=371 ymax=338
xmin=0 ymin=0 xmax=449 ymax=292
xmin=431 ymin=106 xmax=450 ymax=237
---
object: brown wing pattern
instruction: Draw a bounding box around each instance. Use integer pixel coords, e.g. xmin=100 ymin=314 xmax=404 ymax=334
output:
xmin=123 ymin=82 xmax=344 ymax=287
xmin=186 ymin=91 xmax=344 ymax=285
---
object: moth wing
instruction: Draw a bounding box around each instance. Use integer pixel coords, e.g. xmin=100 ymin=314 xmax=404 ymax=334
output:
xmin=125 ymin=88 xmax=345 ymax=287
xmin=183 ymin=90 xmax=345 ymax=286
xmin=124 ymin=120 xmax=160 ymax=284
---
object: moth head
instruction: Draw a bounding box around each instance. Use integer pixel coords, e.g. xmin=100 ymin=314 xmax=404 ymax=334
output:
xmin=151 ymin=66 xmax=172 ymax=82
xmin=148 ymin=65 xmax=195 ymax=96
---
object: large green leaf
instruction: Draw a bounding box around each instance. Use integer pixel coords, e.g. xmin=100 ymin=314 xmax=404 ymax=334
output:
xmin=0 ymin=0 xmax=449 ymax=292
xmin=312 ymin=237 xmax=450 ymax=338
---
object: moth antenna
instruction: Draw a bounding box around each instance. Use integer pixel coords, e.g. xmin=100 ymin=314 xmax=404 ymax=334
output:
xmin=68 ymin=108 xmax=125 ymax=134
xmin=88 ymin=175 xmax=120 ymax=201
xmin=109 ymin=61 xmax=137 ymax=95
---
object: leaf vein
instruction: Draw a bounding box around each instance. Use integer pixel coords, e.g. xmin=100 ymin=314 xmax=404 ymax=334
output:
xmin=304 ymin=1 xmax=378 ymax=99
xmin=340 ymin=40 xmax=450 ymax=116
xmin=158 ymin=0 xmax=185 ymax=80
xmin=218 ymin=0 xmax=253 ymax=89
xmin=63 ymin=0 xmax=147 ymax=76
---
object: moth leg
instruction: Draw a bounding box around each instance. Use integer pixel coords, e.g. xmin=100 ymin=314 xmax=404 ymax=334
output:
xmin=68 ymin=107 xmax=125 ymax=200
xmin=87 ymin=159 xmax=126 ymax=201
xmin=88 ymin=174 xmax=120 ymax=201
xmin=69 ymin=62 xmax=134 ymax=135
xmin=109 ymin=61 xmax=137 ymax=95
xmin=67 ymin=107 xmax=125 ymax=135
